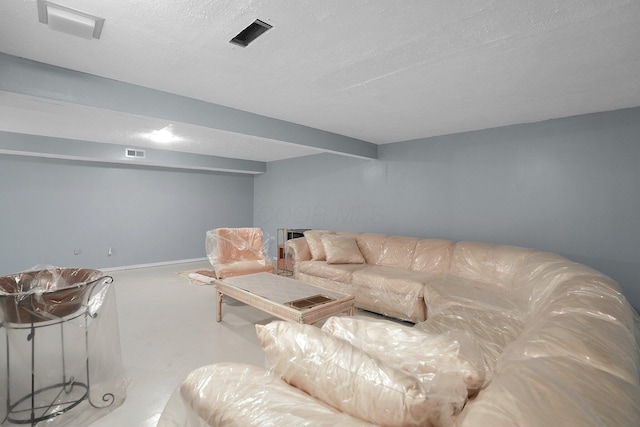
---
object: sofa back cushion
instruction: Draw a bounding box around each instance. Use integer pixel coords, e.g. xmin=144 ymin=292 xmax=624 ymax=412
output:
xmin=378 ymin=236 xmax=419 ymax=269
xmin=355 ymin=233 xmax=388 ymax=264
xmin=458 ymin=356 xmax=640 ymax=427
xmin=449 ymin=242 xmax=535 ymax=287
xmin=304 ymin=230 xmax=335 ymax=260
xmin=507 ymin=295 xmax=639 ymax=385
xmin=514 ymin=251 xmax=620 ymax=315
xmin=410 ymin=239 xmax=454 ymax=273
xmin=416 ymin=305 xmax=525 ymax=381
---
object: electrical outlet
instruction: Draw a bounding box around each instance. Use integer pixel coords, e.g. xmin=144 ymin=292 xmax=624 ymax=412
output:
xmin=74 ymin=249 xmax=81 ymax=255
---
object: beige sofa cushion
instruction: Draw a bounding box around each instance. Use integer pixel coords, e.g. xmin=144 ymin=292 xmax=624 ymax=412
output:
xmin=458 ymin=357 xmax=640 ymax=427
xmin=416 ymin=305 xmax=525 ymax=380
xmin=410 ymin=239 xmax=454 ymax=273
xmin=507 ymin=276 xmax=639 ymax=383
xmin=322 ymin=234 xmax=365 ymax=264
xmin=422 ymin=275 xmax=526 ymax=316
xmin=379 ymin=236 xmax=419 ymax=269
xmin=285 ymin=236 xmax=312 ymax=262
xmin=449 ymin=242 xmax=535 ymax=286
xmin=174 ymin=362 xmax=375 ymax=426
xmin=256 ymin=321 xmax=466 ymax=427
xmin=352 ymin=266 xmax=432 ymax=295
xmin=214 ymin=260 xmax=274 ymax=279
xmin=296 ymin=272 xmax=360 ymax=296
xmin=352 ymin=266 xmax=429 ymax=322
xmin=515 ymin=252 xmax=621 ymax=315
xmin=508 ymin=312 xmax=639 ymax=384
xmin=355 ymin=233 xmax=387 ymax=264
xmin=297 ymin=261 xmax=365 ymax=284
xmin=304 ymin=230 xmax=335 ymax=260
xmin=322 ymin=316 xmax=486 ymax=395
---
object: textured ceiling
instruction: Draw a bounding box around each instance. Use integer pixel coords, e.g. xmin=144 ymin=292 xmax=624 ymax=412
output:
xmin=1 ymin=0 xmax=639 ymax=162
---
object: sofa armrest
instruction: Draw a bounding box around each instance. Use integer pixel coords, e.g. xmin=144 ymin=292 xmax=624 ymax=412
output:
xmin=285 ymin=237 xmax=312 ymax=274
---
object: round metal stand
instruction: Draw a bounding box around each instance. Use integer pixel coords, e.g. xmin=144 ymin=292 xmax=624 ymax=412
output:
xmin=1 ymin=277 xmax=115 ymax=426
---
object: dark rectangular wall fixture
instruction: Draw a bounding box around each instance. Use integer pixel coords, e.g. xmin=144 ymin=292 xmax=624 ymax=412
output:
xmin=230 ymin=19 xmax=272 ymax=47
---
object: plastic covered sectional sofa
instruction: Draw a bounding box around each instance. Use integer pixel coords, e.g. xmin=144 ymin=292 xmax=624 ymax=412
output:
xmin=158 ymin=230 xmax=640 ymax=426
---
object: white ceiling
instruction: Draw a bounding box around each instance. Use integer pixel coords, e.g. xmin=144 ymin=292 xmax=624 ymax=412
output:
xmin=1 ymin=0 xmax=639 ymax=162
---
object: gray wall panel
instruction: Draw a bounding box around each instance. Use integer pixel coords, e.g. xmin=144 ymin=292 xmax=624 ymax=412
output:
xmin=0 ymin=154 xmax=254 ymax=274
xmin=254 ymin=108 xmax=640 ymax=310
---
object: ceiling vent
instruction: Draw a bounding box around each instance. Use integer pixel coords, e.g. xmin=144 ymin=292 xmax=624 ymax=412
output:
xmin=229 ymin=19 xmax=272 ymax=47
xmin=125 ymin=148 xmax=146 ymax=159
xmin=37 ymin=0 xmax=105 ymax=39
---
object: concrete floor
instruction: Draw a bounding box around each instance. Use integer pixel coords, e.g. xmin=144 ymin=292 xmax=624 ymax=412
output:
xmin=91 ymin=261 xmax=385 ymax=427
xmin=0 ymin=261 xmax=382 ymax=426
xmin=90 ymin=260 xmax=275 ymax=427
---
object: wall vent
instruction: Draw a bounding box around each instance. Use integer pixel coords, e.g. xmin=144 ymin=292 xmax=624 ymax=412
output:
xmin=229 ymin=19 xmax=272 ymax=47
xmin=125 ymin=148 xmax=146 ymax=159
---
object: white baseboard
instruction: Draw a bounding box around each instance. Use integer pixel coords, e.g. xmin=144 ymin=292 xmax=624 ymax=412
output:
xmin=100 ymin=257 xmax=208 ymax=272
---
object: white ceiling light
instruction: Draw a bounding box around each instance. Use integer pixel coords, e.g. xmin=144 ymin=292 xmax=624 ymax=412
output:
xmin=143 ymin=125 xmax=183 ymax=144
xmin=37 ymin=0 xmax=105 ymax=40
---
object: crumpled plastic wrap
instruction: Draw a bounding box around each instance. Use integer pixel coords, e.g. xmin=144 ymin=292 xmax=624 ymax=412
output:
xmin=161 ymin=229 xmax=640 ymax=426
xmin=321 ymin=316 xmax=487 ymax=395
xmin=0 ymin=267 xmax=105 ymax=323
xmin=284 ymin=231 xmax=640 ymax=426
xmin=287 ymin=233 xmax=481 ymax=323
xmin=415 ymin=305 xmax=525 ymax=382
xmin=287 ymin=233 xmax=437 ymax=322
xmin=256 ymin=320 xmax=468 ymax=427
xmin=421 ymin=275 xmax=527 ymax=319
xmin=447 ymin=241 xmax=536 ymax=287
xmin=157 ymin=362 xmax=375 ymax=427
xmin=205 ymin=227 xmax=274 ymax=279
xmin=458 ymin=355 xmax=640 ymax=427
xmin=0 ymin=266 xmax=128 ymax=426
xmin=352 ymin=266 xmax=429 ymax=322
xmin=420 ymin=253 xmax=640 ymax=426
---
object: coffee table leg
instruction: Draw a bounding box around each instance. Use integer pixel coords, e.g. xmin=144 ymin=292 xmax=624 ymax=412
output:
xmin=216 ymin=289 xmax=223 ymax=322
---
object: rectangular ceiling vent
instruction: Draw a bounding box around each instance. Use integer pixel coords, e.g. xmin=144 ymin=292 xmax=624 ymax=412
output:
xmin=125 ymin=148 xmax=146 ymax=159
xmin=229 ymin=19 xmax=272 ymax=47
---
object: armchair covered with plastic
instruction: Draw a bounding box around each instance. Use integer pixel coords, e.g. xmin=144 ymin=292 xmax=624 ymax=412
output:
xmin=205 ymin=228 xmax=274 ymax=279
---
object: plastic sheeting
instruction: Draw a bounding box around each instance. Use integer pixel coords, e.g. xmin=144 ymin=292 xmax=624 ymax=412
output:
xmin=160 ymin=231 xmax=640 ymax=426
xmin=352 ymin=266 xmax=429 ymax=322
xmin=283 ymin=231 xmax=640 ymax=426
xmin=418 ymin=253 xmax=640 ymax=426
xmin=159 ymin=296 xmax=639 ymax=426
xmin=415 ymin=306 xmax=524 ymax=382
xmin=256 ymin=321 xmax=467 ymax=427
xmin=294 ymin=264 xmax=428 ymax=322
xmin=321 ymin=316 xmax=487 ymax=396
xmin=0 ymin=267 xmax=104 ymax=323
xmin=157 ymin=363 xmax=375 ymax=427
xmin=286 ymin=233 xmax=460 ymax=322
xmin=0 ymin=266 xmax=127 ymax=426
xmin=205 ymin=227 xmax=274 ymax=279
xmin=458 ymin=356 xmax=640 ymax=427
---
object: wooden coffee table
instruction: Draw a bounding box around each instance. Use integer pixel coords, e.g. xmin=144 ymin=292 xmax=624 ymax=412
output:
xmin=213 ymin=272 xmax=355 ymax=324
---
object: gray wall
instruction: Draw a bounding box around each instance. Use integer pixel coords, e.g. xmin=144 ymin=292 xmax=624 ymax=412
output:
xmin=254 ymin=107 xmax=640 ymax=311
xmin=0 ymin=154 xmax=254 ymax=274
